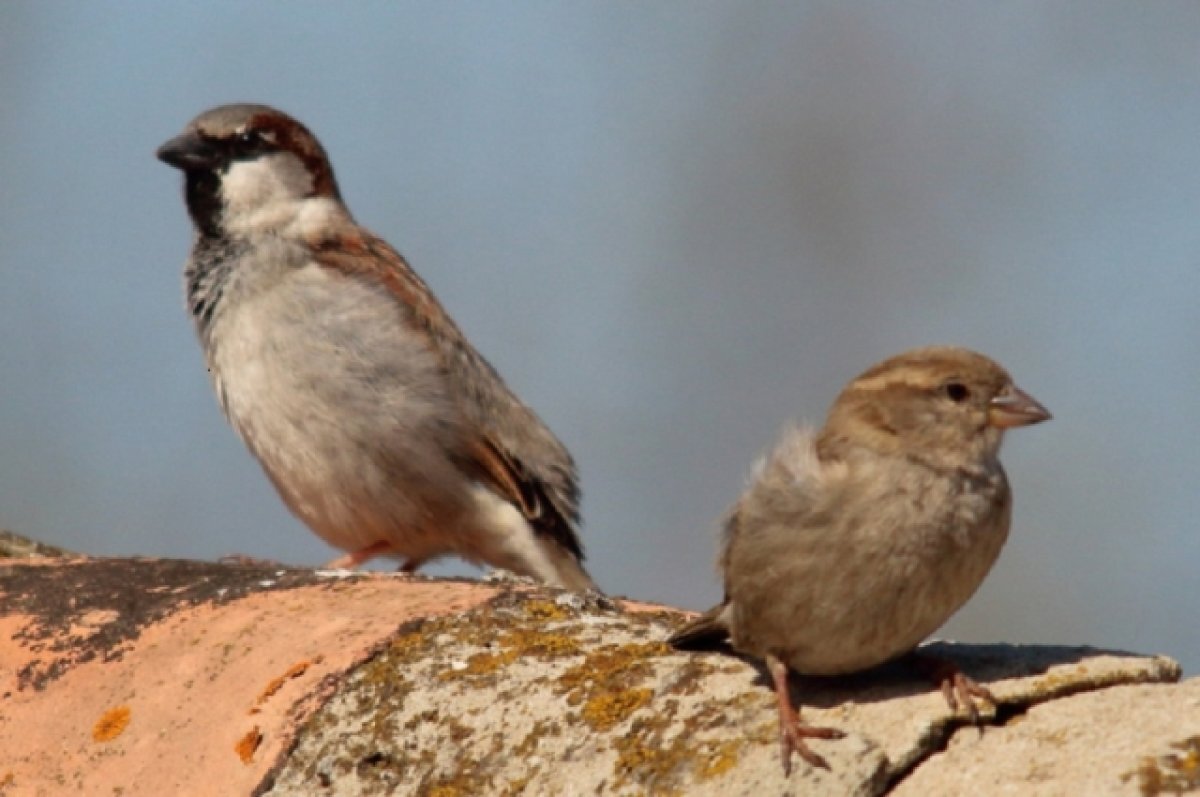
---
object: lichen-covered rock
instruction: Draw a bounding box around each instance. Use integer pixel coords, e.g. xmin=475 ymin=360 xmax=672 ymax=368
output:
xmin=892 ymin=677 xmax=1200 ymax=797
xmin=259 ymin=591 xmax=1180 ymax=797
xmin=259 ymin=591 xmax=889 ymax=796
xmin=0 ymin=555 xmax=1185 ymax=796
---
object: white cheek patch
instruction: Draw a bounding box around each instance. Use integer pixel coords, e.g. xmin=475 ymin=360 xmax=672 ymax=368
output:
xmin=221 ymin=153 xmax=326 ymax=237
xmin=290 ymin=197 xmax=345 ymax=239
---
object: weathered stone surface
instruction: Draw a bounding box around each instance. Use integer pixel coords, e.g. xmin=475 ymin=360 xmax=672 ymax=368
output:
xmin=830 ymin=641 xmax=1184 ymax=785
xmin=258 ymin=593 xmax=1180 ymax=797
xmin=0 ymin=555 xmax=1187 ymax=796
xmin=892 ymin=677 xmax=1200 ymax=797
xmin=260 ymin=590 xmax=890 ymax=797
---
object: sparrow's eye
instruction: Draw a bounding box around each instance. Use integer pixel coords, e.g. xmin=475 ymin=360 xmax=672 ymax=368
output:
xmin=231 ymin=129 xmax=266 ymax=155
xmin=943 ymin=382 xmax=970 ymax=403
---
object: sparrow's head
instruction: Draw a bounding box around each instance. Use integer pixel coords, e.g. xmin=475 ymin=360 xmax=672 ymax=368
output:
xmin=157 ymin=104 xmax=345 ymax=239
xmin=820 ymin=346 xmax=1051 ymax=469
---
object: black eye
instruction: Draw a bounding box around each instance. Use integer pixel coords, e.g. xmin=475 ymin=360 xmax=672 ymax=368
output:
xmin=944 ymin=382 xmax=970 ymax=403
xmin=230 ymin=129 xmax=265 ymax=155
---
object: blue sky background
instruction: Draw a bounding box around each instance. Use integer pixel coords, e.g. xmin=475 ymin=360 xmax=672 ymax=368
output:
xmin=2 ymin=3 xmax=1197 ymax=673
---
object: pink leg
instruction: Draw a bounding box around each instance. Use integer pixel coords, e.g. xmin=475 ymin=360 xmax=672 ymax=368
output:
xmin=914 ymin=652 xmax=997 ymax=725
xmin=766 ymin=654 xmax=845 ymax=774
xmin=323 ymin=541 xmax=395 ymax=570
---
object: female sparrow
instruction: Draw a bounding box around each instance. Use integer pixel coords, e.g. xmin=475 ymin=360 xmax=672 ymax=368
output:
xmin=669 ymin=346 xmax=1050 ymax=771
xmin=157 ymin=104 xmax=596 ymax=592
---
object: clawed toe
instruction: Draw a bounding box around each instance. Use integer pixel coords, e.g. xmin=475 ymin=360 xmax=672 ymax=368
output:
xmin=917 ymin=653 xmax=997 ymax=725
xmin=767 ymin=654 xmax=845 ymax=774
xmin=779 ymin=720 xmax=845 ymax=773
xmin=947 ymin=670 xmax=996 ymax=725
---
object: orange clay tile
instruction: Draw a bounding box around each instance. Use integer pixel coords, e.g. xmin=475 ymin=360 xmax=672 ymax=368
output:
xmin=0 ymin=557 xmax=501 ymax=795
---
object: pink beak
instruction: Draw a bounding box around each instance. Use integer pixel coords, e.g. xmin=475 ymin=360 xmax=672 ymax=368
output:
xmin=988 ymin=385 xmax=1052 ymax=428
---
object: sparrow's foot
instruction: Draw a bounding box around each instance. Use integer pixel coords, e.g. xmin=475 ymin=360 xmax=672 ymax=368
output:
xmin=915 ymin=652 xmax=997 ymax=726
xmin=323 ymin=541 xmax=394 ymax=570
xmin=766 ymin=655 xmax=845 ymax=774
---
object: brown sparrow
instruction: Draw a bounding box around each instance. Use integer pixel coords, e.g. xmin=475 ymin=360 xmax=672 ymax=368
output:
xmin=668 ymin=346 xmax=1050 ymax=771
xmin=156 ymin=103 xmax=597 ymax=591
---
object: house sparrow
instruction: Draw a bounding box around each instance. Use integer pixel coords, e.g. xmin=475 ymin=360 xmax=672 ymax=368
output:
xmin=668 ymin=346 xmax=1050 ymax=771
xmin=156 ymin=103 xmax=597 ymax=592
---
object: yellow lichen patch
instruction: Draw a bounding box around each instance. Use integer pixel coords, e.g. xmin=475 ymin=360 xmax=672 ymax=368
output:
xmin=438 ymin=648 xmax=521 ymax=682
xmin=605 ymin=681 xmax=759 ymax=792
xmin=1125 ymin=735 xmax=1200 ymax=796
xmin=611 ymin=716 xmax=691 ymax=796
xmin=235 ymin=726 xmax=263 ymax=764
xmin=92 ymin=705 xmax=131 ymax=743
xmin=557 ymin=642 xmax=667 ymax=705
xmin=425 ymin=771 xmax=491 ymax=797
xmin=251 ymin=659 xmax=313 ymax=713
xmin=695 ymin=739 xmax=743 ymax=780
xmin=519 ymin=598 xmax=571 ymax=622
xmin=581 ymin=687 xmax=653 ymax=731
xmin=427 ymin=788 xmax=463 ymax=797
xmin=498 ymin=626 xmax=583 ymax=659
xmin=388 ymin=626 xmax=437 ymax=658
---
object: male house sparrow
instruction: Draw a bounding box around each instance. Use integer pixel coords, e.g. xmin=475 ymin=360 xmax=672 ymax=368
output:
xmin=157 ymin=103 xmax=597 ymax=592
xmin=668 ymin=346 xmax=1050 ymax=771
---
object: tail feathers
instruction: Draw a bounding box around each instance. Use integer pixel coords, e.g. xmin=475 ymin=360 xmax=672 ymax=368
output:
xmin=667 ymin=603 xmax=733 ymax=651
xmin=469 ymin=482 xmax=601 ymax=593
xmin=543 ymin=543 xmax=601 ymax=593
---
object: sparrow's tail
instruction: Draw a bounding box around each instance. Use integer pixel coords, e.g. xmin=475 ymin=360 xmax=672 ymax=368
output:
xmin=542 ymin=543 xmax=601 ymax=593
xmin=666 ymin=602 xmax=733 ymax=651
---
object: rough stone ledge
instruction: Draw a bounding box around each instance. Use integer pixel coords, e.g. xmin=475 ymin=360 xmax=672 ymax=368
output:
xmin=0 ymin=547 xmax=1186 ymax=796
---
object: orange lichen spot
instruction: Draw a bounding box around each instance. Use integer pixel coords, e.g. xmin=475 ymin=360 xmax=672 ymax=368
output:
xmin=251 ymin=659 xmax=313 ymax=713
xmin=92 ymin=705 xmax=131 ymax=743
xmin=235 ymin=726 xmax=263 ymax=764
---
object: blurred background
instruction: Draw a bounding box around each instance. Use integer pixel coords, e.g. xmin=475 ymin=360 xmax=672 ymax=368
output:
xmin=1 ymin=3 xmax=1197 ymax=673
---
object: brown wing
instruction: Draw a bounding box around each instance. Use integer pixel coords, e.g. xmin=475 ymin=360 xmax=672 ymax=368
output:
xmin=466 ymin=435 xmax=583 ymax=559
xmin=311 ymin=228 xmax=585 ymax=560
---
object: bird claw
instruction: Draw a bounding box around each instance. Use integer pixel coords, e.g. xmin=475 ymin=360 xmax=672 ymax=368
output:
xmin=948 ymin=670 xmax=996 ymax=727
xmin=767 ymin=654 xmax=844 ymax=774
xmin=779 ymin=719 xmax=845 ymax=773
xmin=918 ymin=653 xmax=996 ymax=725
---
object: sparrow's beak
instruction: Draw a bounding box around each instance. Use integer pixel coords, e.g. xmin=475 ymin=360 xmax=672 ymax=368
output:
xmin=156 ymin=131 xmax=220 ymax=171
xmin=988 ymin=384 xmax=1052 ymax=428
